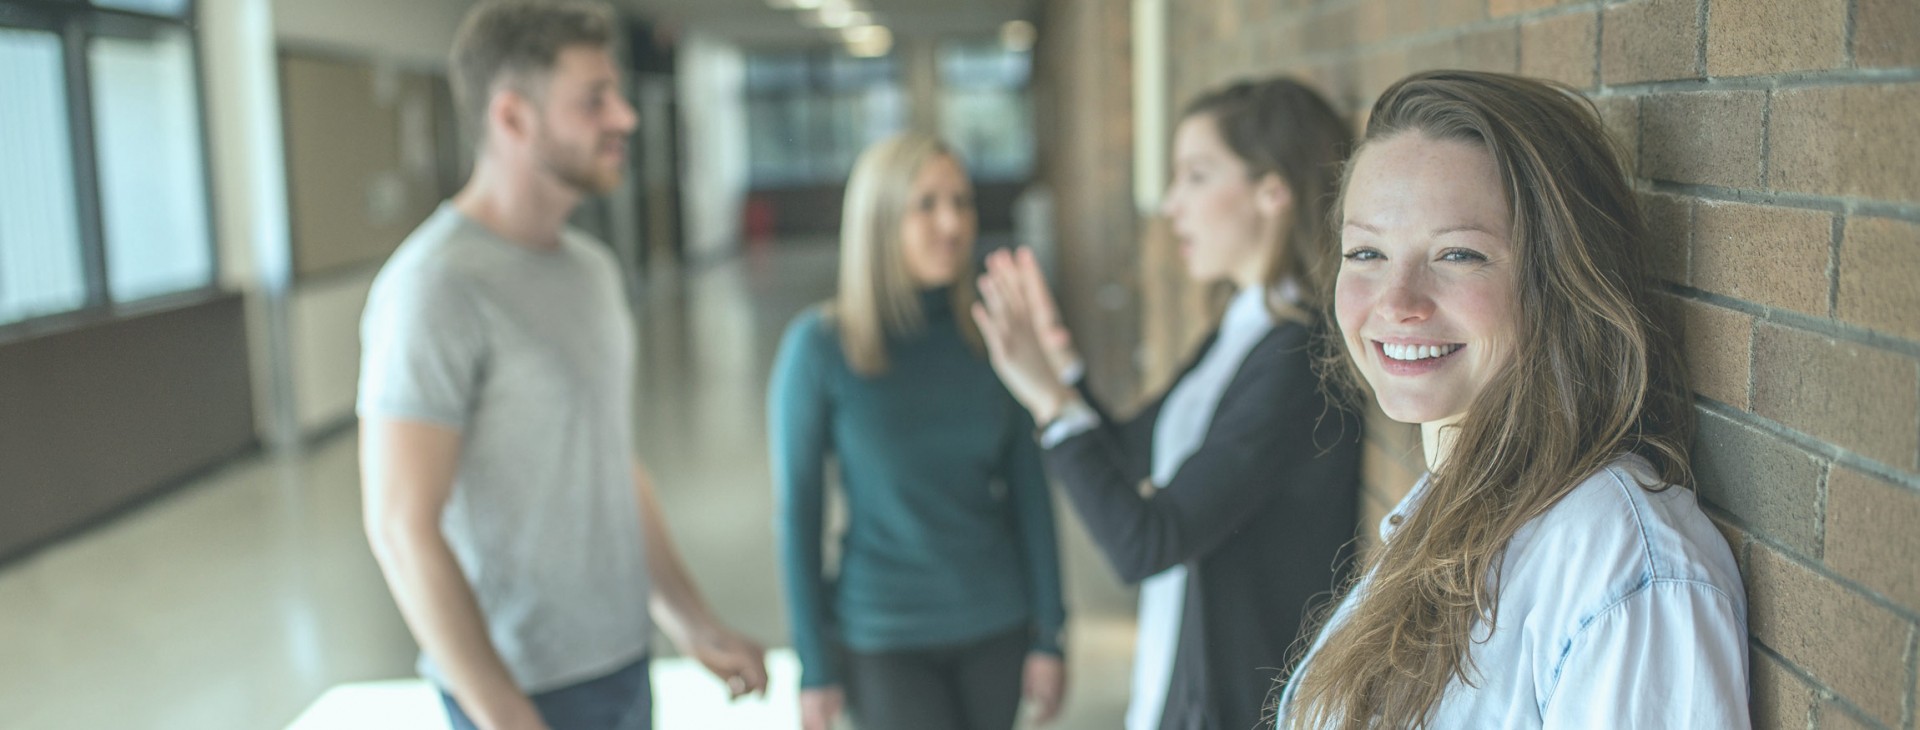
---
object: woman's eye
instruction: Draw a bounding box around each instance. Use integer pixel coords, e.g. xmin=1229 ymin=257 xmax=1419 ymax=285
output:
xmin=1439 ymin=248 xmax=1487 ymax=263
xmin=1342 ymin=248 xmax=1382 ymax=262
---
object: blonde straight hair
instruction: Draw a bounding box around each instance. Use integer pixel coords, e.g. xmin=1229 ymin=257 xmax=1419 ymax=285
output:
xmin=832 ymin=132 xmax=984 ymax=376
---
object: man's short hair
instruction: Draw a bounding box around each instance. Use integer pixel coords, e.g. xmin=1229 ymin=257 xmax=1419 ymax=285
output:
xmin=450 ymin=1 xmax=618 ymax=147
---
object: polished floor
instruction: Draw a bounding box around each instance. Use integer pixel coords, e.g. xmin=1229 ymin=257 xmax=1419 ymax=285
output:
xmin=0 ymin=241 xmax=1139 ymax=729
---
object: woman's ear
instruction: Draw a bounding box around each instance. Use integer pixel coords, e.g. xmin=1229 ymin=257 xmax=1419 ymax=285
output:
xmin=1255 ymin=172 xmax=1295 ymax=219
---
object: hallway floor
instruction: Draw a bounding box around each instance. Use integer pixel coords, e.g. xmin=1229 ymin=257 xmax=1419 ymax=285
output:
xmin=0 ymin=241 xmax=1137 ymax=729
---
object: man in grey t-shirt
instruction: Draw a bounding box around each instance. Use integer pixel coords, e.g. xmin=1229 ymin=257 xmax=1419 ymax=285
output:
xmin=357 ymin=4 xmax=766 ymax=729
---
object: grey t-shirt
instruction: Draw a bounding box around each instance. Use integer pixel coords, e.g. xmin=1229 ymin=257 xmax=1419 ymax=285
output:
xmin=358 ymin=203 xmax=651 ymax=693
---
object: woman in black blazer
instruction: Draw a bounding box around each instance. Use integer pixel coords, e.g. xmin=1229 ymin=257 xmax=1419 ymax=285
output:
xmin=971 ymin=78 xmax=1363 ymax=730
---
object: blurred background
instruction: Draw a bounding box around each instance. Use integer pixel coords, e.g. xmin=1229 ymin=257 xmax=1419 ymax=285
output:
xmin=2 ymin=0 xmax=1917 ymax=728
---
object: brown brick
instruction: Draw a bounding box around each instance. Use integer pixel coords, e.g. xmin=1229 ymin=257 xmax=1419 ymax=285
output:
xmin=1428 ymin=0 xmax=1486 ymax=30
xmin=1693 ymin=408 xmax=1825 ymax=555
xmin=1856 ymin=0 xmax=1920 ymax=68
xmin=1360 ymin=48 xmax=1412 ymax=103
xmin=1752 ymin=323 xmax=1920 ymax=471
xmin=1747 ymin=544 xmax=1913 ymax=726
xmin=1691 ymin=201 xmax=1833 ymax=315
xmin=1357 ymin=0 xmax=1396 ymax=45
xmin=1641 ymin=90 xmax=1765 ymax=188
xmin=1592 ymin=95 xmax=1640 ymax=174
xmin=1601 ymin=0 xmax=1701 ymax=84
xmin=1704 ymin=0 xmax=1846 ymax=77
xmin=1407 ymin=37 xmax=1460 ymax=72
xmin=1641 ymin=191 xmax=1689 ymax=283
xmin=1705 ymin=510 xmax=1751 ymax=572
xmin=1837 ymin=216 xmax=1920 ymax=342
xmin=1301 ymin=5 xmax=1358 ymax=55
xmin=1520 ymin=11 xmax=1598 ymax=88
xmin=1771 ymin=84 xmax=1920 ymax=203
xmin=1750 ymin=650 xmax=1815 ymax=730
xmin=1825 ymin=466 xmax=1920 ymax=611
xmin=1492 ymin=0 xmax=1579 ymax=17
xmin=1456 ymin=25 xmax=1520 ymax=74
xmin=1815 ymin=702 xmax=1877 ymax=730
xmin=1681 ymin=298 xmax=1754 ymax=408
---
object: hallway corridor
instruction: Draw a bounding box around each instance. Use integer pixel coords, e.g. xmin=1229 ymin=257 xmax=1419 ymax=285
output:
xmin=0 ymin=241 xmax=1137 ymax=729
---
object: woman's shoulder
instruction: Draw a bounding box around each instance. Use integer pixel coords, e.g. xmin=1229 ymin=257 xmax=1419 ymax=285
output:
xmin=1515 ymin=455 xmax=1744 ymax=611
xmin=777 ymin=304 xmax=847 ymax=366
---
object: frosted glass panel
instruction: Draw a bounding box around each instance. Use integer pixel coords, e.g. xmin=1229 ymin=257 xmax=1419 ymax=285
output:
xmin=0 ymin=29 xmax=89 ymax=325
xmin=91 ymin=28 xmax=214 ymax=302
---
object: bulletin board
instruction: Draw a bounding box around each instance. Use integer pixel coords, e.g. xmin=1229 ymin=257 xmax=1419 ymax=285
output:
xmin=279 ymin=50 xmax=452 ymax=280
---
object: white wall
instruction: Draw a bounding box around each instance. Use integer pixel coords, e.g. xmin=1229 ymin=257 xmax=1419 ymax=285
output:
xmin=676 ymin=32 xmax=748 ymax=262
xmin=202 ymin=0 xmax=297 ymax=444
xmin=272 ymin=0 xmax=471 ymax=67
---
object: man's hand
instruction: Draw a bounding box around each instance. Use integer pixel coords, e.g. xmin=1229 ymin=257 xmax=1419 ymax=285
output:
xmin=688 ymin=624 xmax=769 ymax=700
xmin=800 ymin=686 xmax=844 ymax=730
xmin=1023 ymin=652 xmax=1067 ymax=725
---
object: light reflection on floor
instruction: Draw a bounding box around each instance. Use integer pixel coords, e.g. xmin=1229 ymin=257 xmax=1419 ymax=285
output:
xmin=0 ymin=241 xmax=1136 ymax=729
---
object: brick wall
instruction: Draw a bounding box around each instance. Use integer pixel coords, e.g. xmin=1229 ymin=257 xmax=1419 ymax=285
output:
xmin=1131 ymin=1 xmax=1920 ymax=727
xmin=1034 ymin=0 xmax=1145 ymax=408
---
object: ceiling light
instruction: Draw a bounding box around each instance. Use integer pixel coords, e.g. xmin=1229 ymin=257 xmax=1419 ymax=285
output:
xmin=1000 ymin=19 xmax=1036 ymax=52
xmin=844 ymin=25 xmax=892 ymax=57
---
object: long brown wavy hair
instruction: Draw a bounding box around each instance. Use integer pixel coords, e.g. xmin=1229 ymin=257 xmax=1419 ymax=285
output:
xmin=1181 ymin=77 xmax=1353 ymax=315
xmin=1284 ymin=71 xmax=1695 ymax=728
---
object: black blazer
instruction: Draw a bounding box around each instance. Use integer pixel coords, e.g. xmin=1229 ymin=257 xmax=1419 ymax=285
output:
xmin=1043 ymin=318 xmax=1362 ymax=730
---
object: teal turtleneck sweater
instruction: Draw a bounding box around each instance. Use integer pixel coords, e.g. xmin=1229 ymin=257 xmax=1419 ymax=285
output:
xmin=769 ymin=287 xmax=1067 ymax=689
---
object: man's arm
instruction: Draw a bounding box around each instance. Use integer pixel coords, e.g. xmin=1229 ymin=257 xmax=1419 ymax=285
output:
xmin=361 ymin=418 xmax=546 ymax=730
xmin=632 ymin=461 xmax=770 ymax=698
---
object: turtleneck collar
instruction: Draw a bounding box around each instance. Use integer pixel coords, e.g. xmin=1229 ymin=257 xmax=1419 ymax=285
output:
xmin=918 ymin=286 xmax=955 ymax=318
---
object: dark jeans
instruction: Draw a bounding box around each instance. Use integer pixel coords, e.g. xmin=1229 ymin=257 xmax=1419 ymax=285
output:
xmin=844 ymin=626 xmax=1028 ymax=730
xmin=441 ymin=656 xmax=652 ymax=730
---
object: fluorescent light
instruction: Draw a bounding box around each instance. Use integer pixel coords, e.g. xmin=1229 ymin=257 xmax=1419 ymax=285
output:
xmin=844 ymin=25 xmax=892 ymax=57
xmin=1001 ymin=20 xmax=1036 ymax=52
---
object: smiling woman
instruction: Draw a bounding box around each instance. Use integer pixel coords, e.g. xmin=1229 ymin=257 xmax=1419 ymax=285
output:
xmin=1277 ymin=70 xmax=1746 ymax=729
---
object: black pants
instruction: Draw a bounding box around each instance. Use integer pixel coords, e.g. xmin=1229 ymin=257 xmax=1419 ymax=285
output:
xmin=844 ymin=626 xmax=1029 ymax=730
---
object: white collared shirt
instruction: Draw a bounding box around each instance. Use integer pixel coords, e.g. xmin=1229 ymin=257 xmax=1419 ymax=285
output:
xmin=1277 ymin=455 xmax=1750 ymax=728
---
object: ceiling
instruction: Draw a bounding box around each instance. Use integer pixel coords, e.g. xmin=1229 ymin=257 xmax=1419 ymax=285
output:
xmin=613 ymin=0 xmax=1034 ymax=47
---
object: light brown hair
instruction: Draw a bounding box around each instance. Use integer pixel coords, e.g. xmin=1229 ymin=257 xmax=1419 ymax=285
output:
xmin=831 ymin=132 xmax=983 ymax=376
xmin=1181 ymin=77 xmax=1353 ymax=316
xmin=1286 ymin=70 xmax=1694 ymax=728
xmin=449 ymin=0 xmax=617 ymax=148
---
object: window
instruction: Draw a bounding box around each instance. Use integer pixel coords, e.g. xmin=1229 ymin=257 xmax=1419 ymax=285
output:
xmin=0 ymin=0 xmax=215 ymax=331
xmin=91 ymin=25 xmax=213 ymax=302
xmin=745 ymin=50 xmax=904 ymax=188
xmin=0 ymin=27 xmax=89 ymax=324
xmin=937 ymin=40 xmax=1034 ymax=182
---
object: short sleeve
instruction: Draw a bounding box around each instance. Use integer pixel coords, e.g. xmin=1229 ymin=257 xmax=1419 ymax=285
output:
xmin=356 ymin=268 xmax=488 ymax=427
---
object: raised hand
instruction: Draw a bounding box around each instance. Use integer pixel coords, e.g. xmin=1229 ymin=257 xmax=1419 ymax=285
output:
xmin=973 ymin=248 xmax=1076 ymax=424
xmin=1008 ymin=248 xmax=1081 ymax=383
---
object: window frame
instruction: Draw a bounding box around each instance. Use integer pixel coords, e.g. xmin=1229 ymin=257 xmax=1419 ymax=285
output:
xmin=0 ymin=0 xmax=220 ymax=344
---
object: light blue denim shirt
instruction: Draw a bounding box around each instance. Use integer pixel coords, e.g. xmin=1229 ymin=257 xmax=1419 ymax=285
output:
xmin=1278 ymin=454 xmax=1749 ymax=728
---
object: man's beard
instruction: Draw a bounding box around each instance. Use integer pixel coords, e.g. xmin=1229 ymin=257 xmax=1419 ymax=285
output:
xmin=535 ymin=129 xmax=624 ymax=195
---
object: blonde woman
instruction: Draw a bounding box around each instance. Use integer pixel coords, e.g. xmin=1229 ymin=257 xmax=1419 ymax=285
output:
xmin=769 ymin=133 xmax=1068 ymax=730
xmin=1277 ymin=71 xmax=1748 ymax=727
